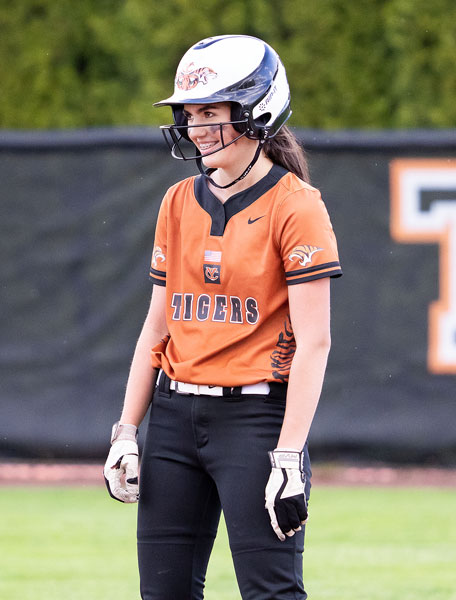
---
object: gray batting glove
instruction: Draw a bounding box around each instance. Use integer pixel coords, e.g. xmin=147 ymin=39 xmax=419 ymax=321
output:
xmin=265 ymin=448 xmax=308 ymax=541
xmin=103 ymin=422 xmax=139 ymax=503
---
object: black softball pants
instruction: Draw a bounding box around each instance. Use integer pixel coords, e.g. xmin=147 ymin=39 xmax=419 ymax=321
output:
xmin=137 ymin=379 xmax=312 ymax=600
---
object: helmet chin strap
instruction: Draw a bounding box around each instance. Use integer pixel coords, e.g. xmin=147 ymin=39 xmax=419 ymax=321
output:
xmin=196 ymin=140 xmax=265 ymax=190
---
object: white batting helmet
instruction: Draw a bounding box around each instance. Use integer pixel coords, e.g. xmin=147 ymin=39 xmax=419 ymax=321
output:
xmin=155 ymin=34 xmax=291 ymax=144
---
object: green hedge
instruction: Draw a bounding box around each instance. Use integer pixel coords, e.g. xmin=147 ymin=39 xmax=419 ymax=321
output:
xmin=1 ymin=0 xmax=455 ymax=129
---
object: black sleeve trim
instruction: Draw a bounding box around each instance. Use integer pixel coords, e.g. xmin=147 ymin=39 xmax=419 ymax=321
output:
xmin=149 ymin=276 xmax=166 ymax=286
xmin=287 ymin=269 xmax=343 ymax=285
xmin=285 ymin=261 xmax=341 ymax=278
xmin=150 ymin=267 xmax=166 ymax=277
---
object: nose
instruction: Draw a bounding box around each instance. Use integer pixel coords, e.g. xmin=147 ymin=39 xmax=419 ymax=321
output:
xmin=188 ymin=120 xmax=209 ymax=142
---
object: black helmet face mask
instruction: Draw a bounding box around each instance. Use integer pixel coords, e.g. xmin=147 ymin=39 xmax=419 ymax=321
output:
xmin=160 ymin=119 xmax=249 ymax=161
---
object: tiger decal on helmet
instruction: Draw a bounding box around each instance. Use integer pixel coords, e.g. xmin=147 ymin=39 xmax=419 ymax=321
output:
xmin=176 ymin=63 xmax=217 ymax=91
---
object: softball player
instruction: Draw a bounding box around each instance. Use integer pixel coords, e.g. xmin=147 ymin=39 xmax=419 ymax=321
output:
xmin=104 ymin=34 xmax=342 ymax=600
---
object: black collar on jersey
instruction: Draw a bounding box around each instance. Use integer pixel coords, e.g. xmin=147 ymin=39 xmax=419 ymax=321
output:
xmin=194 ymin=164 xmax=288 ymax=236
xmin=195 ymin=140 xmax=265 ymax=190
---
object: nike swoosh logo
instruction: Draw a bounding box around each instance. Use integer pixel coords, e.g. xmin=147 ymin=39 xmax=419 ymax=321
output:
xmin=248 ymin=216 xmax=265 ymax=224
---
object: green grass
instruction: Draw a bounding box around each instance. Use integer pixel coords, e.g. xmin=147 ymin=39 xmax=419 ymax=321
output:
xmin=0 ymin=485 xmax=455 ymax=599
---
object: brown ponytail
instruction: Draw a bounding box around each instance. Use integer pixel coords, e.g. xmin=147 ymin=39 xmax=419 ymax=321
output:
xmin=263 ymin=126 xmax=310 ymax=183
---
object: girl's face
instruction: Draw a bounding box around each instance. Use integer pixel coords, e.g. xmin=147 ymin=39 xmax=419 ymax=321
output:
xmin=183 ymin=102 xmax=254 ymax=171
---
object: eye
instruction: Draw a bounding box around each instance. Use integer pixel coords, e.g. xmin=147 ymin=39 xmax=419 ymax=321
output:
xmin=204 ymin=111 xmax=215 ymax=118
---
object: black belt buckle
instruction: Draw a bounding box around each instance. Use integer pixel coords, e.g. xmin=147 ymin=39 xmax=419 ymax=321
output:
xmin=222 ymin=386 xmax=242 ymax=398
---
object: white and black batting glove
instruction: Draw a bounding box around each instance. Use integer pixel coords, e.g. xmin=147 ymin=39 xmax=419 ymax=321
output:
xmin=103 ymin=422 xmax=139 ymax=503
xmin=265 ymin=448 xmax=308 ymax=541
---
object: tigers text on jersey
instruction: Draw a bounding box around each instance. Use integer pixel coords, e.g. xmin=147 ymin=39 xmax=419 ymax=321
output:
xmin=149 ymin=165 xmax=342 ymax=386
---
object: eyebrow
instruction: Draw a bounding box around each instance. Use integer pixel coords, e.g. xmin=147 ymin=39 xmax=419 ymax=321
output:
xmin=184 ymin=104 xmax=220 ymax=115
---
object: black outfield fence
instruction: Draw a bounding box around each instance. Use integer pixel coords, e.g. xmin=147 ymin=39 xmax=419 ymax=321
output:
xmin=1 ymin=128 xmax=455 ymax=463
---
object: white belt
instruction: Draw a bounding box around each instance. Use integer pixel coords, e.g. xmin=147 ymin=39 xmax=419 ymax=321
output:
xmin=159 ymin=371 xmax=270 ymax=396
xmin=170 ymin=380 xmax=270 ymax=396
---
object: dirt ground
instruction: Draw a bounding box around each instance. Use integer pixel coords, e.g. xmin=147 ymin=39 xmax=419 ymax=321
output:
xmin=1 ymin=462 xmax=456 ymax=487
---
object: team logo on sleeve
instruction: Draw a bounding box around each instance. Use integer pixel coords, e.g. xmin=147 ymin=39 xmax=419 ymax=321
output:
xmin=176 ymin=63 xmax=217 ymax=91
xmin=152 ymin=246 xmax=165 ymax=268
xmin=288 ymin=245 xmax=323 ymax=266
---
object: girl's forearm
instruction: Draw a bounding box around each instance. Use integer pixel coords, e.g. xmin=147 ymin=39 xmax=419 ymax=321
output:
xmin=119 ymin=326 xmax=164 ymax=427
xmin=277 ymin=342 xmax=330 ymax=450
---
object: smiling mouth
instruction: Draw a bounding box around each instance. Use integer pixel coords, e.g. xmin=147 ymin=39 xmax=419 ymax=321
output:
xmin=198 ymin=142 xmax=220 ymax=154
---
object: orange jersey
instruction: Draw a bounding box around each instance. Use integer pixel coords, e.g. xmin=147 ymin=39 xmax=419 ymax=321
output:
xmin=149 ymin=165 xmax=342 ymax=386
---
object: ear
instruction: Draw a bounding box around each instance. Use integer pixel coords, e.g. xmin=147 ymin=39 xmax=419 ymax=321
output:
xmin=230 ymin=103 xmax=248 ymax=134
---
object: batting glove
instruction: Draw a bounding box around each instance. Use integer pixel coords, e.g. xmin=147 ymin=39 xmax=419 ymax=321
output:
xmin=265 ymin=448 xmax=308 ymax=541
xmin=103 ymin=422 xmax=139 ymax=503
